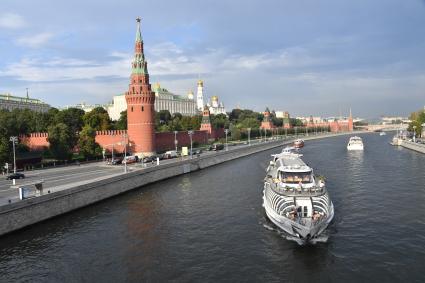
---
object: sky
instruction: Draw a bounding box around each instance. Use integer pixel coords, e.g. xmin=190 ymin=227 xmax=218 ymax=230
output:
xmin=0 ymin=0 xmax=425 ymax=118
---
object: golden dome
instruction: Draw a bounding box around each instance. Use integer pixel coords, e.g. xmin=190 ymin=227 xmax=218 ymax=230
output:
xmin=197 ymin=79 xmax=203 ymax=86
xmin=211 ymin=95 xmax=218 ymax=101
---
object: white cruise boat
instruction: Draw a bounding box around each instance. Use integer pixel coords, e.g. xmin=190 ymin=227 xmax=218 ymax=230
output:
xmin=263 ymin=151 xmax=334 ymax=243
xmin=347 ymin=136 xmax=364 ymax=151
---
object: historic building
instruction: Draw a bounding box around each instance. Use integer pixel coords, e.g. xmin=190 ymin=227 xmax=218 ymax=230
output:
xmin=152 ymin=83 xmax=197 ymax=116
xmin=196 ymin=79 xmax=204 ymax=111
xmin=206 ymin=95 xmax=226 ymax=115
xmin=0 ymin=93 xmax=50 ymax=112
xmin=106 ymin=95 xmax=126 ymax=120
xmin=260 ymin=108 xmax=274 ymax=129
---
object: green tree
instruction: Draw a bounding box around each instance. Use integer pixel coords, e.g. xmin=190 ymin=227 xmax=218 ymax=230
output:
xmin=83 ymin=107 xmax=111 ymax=131
xmin=78 ymin=125 xmax=102 ymax=159
xmin=48 ymin=123 xmax=74 ymax=160
xmin=114 ymin=111 xmax=127 ymax=130
xmin=55 ymin=108 xmax=85 ymax=134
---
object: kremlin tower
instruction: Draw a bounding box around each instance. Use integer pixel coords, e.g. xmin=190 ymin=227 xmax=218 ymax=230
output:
xmin=125 ymin=18 xmax=156 ymax=156
xmin=261 ymin=108 xmax=274 ymax=129
xmin=200 ymin=106 xmax=212 ymax=134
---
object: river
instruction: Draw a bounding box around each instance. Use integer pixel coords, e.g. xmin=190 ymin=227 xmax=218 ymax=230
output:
xmin=1 ymin=133 xmax=425 ymax=282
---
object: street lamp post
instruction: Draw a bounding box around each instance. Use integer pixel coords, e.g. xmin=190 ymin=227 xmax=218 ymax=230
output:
xmin=247 ymin=128 xmax=251 ymax=146
xmin=413 ymin=125 xmax=417 ymax=143
xmin=188 ymin=130 xmax=194 ymax=159
xmin=174 ymin=131 xmax=178 ymax=152
xmin=285 ymin=128 xmax=287 ymax=139
xmin=224 ymin=129 xmax=229 ymax=151
xmin=9 ymin=136 xmax=17 ymax=174
xmin=305 ymin=126 xmax=308 ymax=136
xmin=295 ymin=127 xmax=298 ymax=137
xmin=122 ymin=133 xmax=128 ymax=173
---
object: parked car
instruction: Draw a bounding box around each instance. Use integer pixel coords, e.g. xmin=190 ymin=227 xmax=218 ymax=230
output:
xmin=6 ymin=172 xmax=25 ymax=180
xmin=110 ymin=158 xmax=122 ymax=165
xmin=211 ymin=143 xmax=224 ymax=151
xmin=123 ymin=156 xmax=137 ymax=164
xmin=164 ymin=150 xmax=178 ymax=159
xmin=142 ymin=156 xmax=153 ymax=163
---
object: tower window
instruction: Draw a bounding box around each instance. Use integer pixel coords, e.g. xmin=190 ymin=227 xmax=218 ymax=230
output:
xmin=131 ymin=106 xmax=133 ymax=112
xmin=141 ymin=106 xmax=144 ymax=111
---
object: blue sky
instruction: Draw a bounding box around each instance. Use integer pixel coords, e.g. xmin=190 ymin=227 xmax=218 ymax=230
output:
xmin=1 ymin=0 xmax=425 ymax=118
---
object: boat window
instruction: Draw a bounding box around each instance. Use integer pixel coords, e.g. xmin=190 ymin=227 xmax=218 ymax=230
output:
xmin=303 ymin=206 xmax=308 ymax=217
xmin=280 ymin=171 xmax=312 ymax=184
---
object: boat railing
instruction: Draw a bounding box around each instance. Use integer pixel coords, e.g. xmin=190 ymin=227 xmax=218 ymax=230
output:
xmin=269 ymin=181 xmax=326 ymax=196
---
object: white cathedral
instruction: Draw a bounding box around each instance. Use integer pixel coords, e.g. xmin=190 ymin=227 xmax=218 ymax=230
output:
xmin=196 ymin=80 xmax=226 ymax=115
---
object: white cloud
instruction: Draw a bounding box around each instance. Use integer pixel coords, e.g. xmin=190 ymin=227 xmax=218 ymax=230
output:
xmin=0 ymin=13 xmax=25 ymax=29
xmin=15 ymin=32 xmax=54 ymax=48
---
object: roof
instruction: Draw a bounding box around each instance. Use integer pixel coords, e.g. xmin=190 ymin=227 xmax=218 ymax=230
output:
xmin=274 ymin=152 xmax=311 ymax=172
xmin=0 ymin=93 xmax=49 ymax=105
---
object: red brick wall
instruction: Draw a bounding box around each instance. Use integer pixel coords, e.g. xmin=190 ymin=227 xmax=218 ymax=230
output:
xmin=95 ymin=130 xmax=127 ymax=153
xmin=20 ymin=133 xmax=49 ymax=150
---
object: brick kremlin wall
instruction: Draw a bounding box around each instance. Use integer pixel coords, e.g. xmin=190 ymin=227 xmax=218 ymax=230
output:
xmin=22 ymin=129 xmax=225 ymax=154
xmin=20 ymin=133 xmax=49 ymax=151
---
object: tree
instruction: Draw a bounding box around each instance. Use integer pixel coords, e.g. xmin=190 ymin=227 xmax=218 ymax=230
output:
xmin=78 ymin=125 xmax=102 ymax=159
xmin=211 ymin=113 xmax=228 ymax=129
xmin=83 ymin=107 xmax=111 ymax=131
xmin=55 ymin=107 xmax=85 ymax=134
xmin=158 ymin=110 xmax=172 ymax=123
xmin=48 ymin=123 xmax=74 ymax=160
xmin=114 ymin=111 xmax=127 ymax=130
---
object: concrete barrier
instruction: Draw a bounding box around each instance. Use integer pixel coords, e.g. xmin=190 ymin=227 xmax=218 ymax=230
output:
xmin=400 ymin=140 xmax=425 ymax=154
xmin=0 ymin=132 xmax=357 ymax=237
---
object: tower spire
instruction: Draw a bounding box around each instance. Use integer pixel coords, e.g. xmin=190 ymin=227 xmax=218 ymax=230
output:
xmin=135 ymin=17 xmax=142 ymax=42
xmin=132 ymin=17 xmax=147 ymax=75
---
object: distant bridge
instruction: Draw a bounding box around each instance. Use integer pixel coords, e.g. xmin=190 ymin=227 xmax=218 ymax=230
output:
xmin=356 ymin=124 xmax=408 ymax=132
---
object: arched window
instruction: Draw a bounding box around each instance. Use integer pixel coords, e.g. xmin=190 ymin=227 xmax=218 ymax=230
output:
xmin=131 ymin=106 xmax=133 ymax=112
xmin=141 ymin=106 xmax=144 ymax=111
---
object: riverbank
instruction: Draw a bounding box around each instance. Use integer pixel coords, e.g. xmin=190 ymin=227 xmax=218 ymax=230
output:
xmin=0 ymin=132 xmax=360 ymax=237
xmin=400 ymin=140 xmax=425 ymax=154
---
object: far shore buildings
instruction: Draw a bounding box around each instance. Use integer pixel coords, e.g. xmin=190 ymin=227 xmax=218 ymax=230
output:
xmin=0 ymin=93 xmax=50 ymax=112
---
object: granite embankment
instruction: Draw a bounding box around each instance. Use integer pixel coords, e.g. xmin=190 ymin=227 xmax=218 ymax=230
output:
xmin=0 ymin=132 xmax=357 ymax=236
xmin=400 ymin=140 xmax=425 ymax=154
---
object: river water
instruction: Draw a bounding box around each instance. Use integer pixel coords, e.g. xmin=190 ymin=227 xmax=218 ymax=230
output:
xmin=1 ymin=133 xmax=425 ymax=282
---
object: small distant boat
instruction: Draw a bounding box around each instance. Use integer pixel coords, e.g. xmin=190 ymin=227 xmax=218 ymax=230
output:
xmin=347 ymin=136 xmax=364 ymax=151
xmin=379 ymin=132 xmax=386 ymax=136
xmin=294 ymin=139 xmax=304 ymax=148
xmin=390 ymin=136 xmax=403 ymax=146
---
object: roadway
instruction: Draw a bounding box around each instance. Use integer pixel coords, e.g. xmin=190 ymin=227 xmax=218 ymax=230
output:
xmin=0 ymin=135 xmax=300 ymax=206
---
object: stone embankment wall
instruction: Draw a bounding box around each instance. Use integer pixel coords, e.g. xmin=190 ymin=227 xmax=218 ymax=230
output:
xmin=0 ymin=132 xmax=354 ymax=237
xmin=401 ymin=140 xmax=425 ymax=154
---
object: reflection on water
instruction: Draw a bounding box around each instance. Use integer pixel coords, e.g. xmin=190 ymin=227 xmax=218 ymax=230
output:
xmin=0 ymin=133 xmax=425 ymax=282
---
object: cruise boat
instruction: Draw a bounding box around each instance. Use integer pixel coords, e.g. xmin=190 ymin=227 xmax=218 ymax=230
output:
xmin=263 ymin=151 xmax=334 ymax=243
xmin=294 ymin=139 xmax=304 ymax=148
xmin=347 ymin=136 xmax=364 ymax=151
xmin=379 ymin=132 xmax=386 ymax=136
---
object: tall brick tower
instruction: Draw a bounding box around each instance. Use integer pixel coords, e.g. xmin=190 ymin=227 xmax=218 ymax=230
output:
xmin=125 ymin=18 xmax=156 ymax=157
xmin=348 ymin=108 xmax=354 ymax=132
xmin=261 ymin=108 xmax=274 ymax=129
xmin=200 ymin=106 xmax=212 ymax=134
